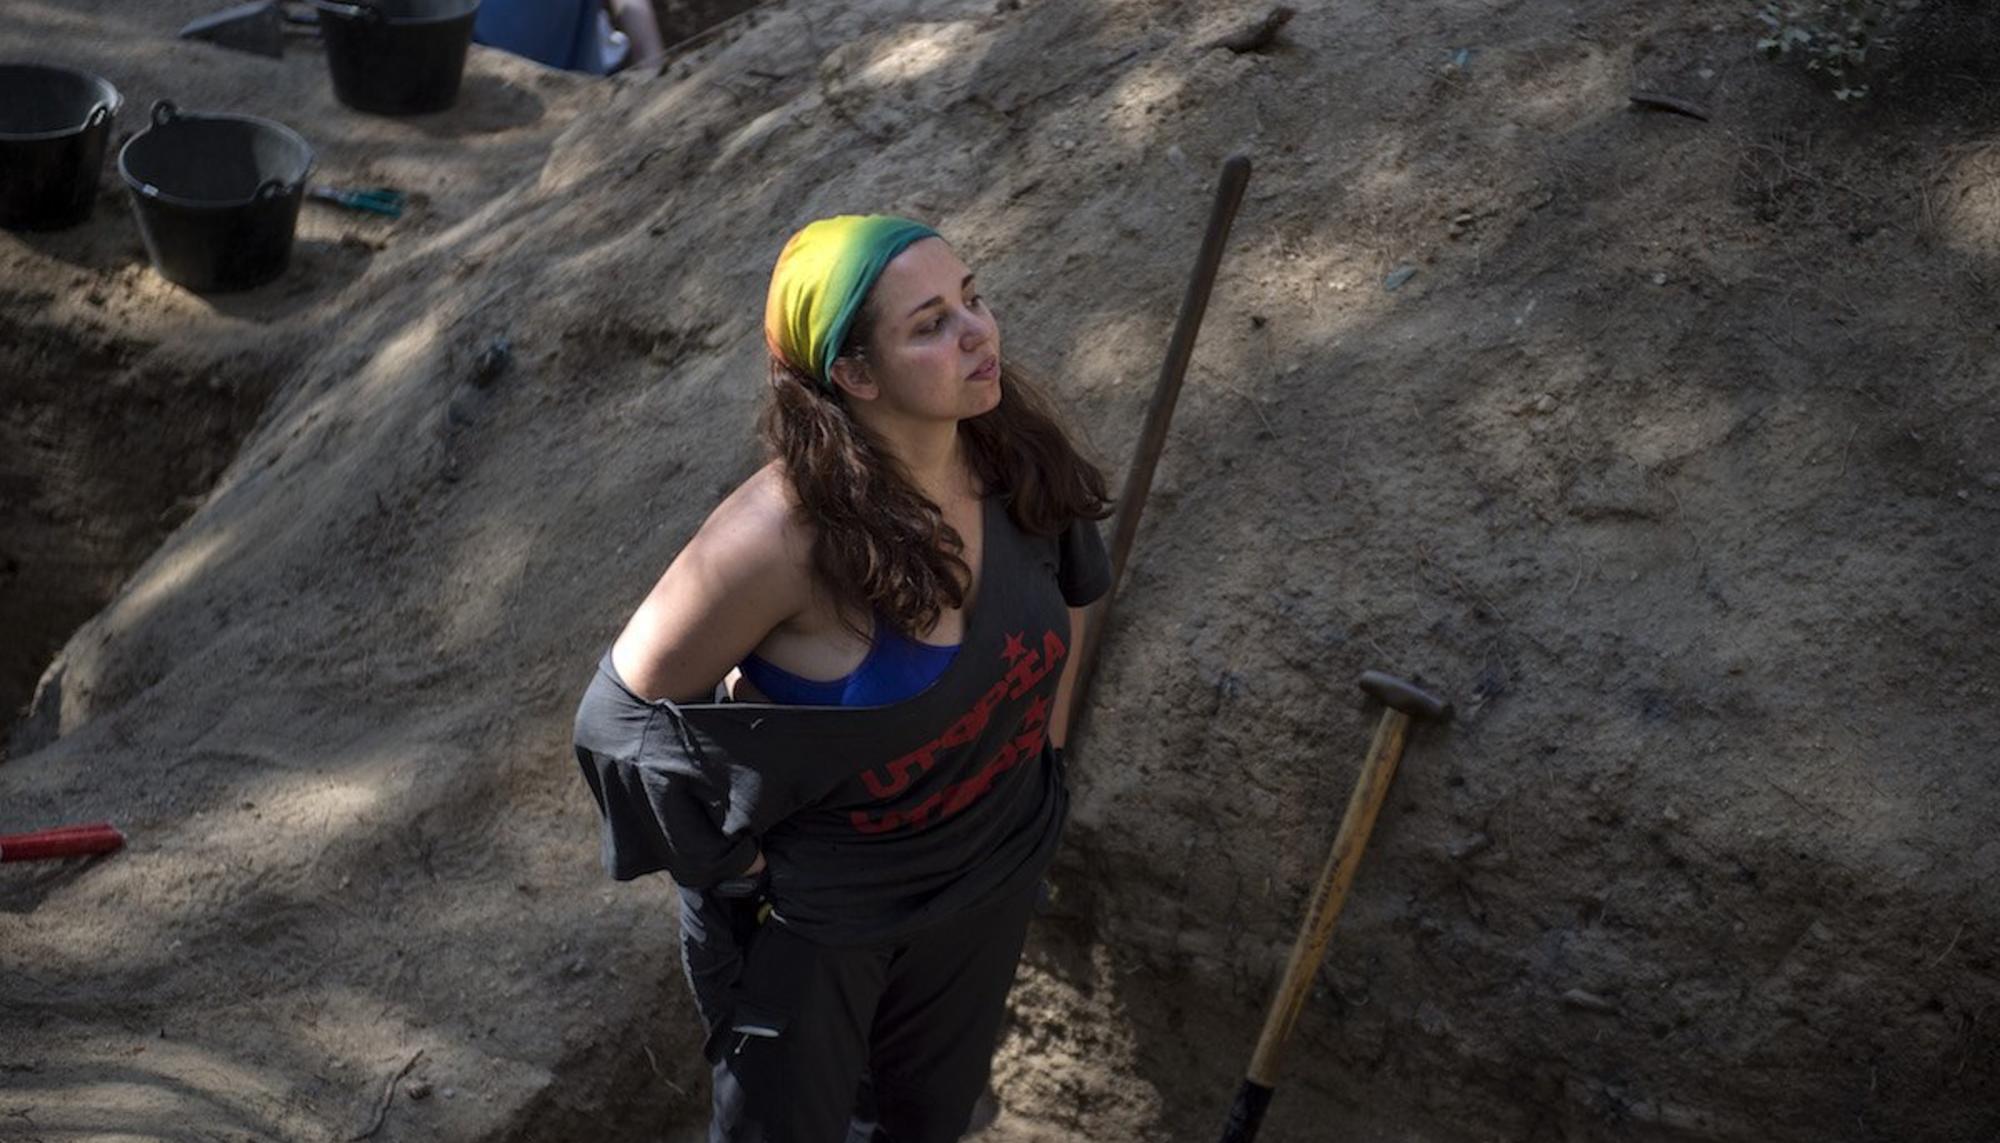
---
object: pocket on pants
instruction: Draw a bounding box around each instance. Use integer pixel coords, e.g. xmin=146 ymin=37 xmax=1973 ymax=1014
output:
xmin=703 ymin=921 xmax=817 ymax=1066
xmin=703 ymin=999 xmax=790 ymax=1065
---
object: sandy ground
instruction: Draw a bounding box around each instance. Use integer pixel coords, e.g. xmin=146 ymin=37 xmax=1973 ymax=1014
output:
xmin=3 ymin=1 xmax=1998 ymax=1141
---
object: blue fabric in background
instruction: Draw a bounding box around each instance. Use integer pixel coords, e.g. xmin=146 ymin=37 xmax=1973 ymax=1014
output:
xmin=473 ymin=0 xmax=609 ymax=75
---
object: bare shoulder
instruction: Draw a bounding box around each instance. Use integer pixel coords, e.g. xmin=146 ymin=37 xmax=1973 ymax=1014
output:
xmin=691 ymin=462 xmax=812 ymax=586
xmin=611 ymin=463 xmax=814 ymax=701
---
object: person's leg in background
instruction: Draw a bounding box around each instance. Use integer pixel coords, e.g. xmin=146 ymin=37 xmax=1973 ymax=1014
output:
xmin=605 ymin=0 xmax=665 ymax=71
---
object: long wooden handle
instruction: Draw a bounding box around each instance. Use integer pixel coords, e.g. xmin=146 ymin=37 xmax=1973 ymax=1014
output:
xmin=1247 ymin=707 xmax=1411 ymax=1088
xmin=1065 ymin=154 xmax=1251 ymax=756
xmin=1103 ymin=153 xmax=1253 ymax=587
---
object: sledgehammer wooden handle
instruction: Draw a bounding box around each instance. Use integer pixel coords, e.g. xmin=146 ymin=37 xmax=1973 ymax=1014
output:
xmin=1220 ymin=673 xmax=1450 ymax=1143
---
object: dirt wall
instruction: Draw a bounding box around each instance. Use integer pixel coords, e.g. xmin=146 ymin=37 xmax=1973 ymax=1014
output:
xmin=2 ymin=1 xmax=1995 ymax=1141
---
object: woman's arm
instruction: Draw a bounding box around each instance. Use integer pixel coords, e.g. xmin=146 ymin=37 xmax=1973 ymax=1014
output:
xmin=612 ymin=472 xmax=809 ymax=704
xmin=1049 ymin=605 xmax=1089 ymax=750
xmin=605 ymin=477 xmax=807 ymax=880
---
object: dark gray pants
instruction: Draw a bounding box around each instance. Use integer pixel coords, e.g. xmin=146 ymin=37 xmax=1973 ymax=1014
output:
xmin=680 ymin=882 xmax=1036 ymax=1143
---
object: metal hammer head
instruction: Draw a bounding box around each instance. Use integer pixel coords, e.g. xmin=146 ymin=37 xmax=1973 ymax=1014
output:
xmin=1358 ymin=670 xmax=1452 ymax=720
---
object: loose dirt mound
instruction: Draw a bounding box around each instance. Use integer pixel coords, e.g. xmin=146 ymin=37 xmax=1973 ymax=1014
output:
xmin=3 ymin=1 xmax=1996 ymax=1141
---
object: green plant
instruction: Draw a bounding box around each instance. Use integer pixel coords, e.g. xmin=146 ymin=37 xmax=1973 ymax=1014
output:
xmin=1756 ymin=0 xmax=1899 ymax=100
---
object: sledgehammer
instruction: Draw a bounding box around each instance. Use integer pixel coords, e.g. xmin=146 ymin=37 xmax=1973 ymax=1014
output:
xmin=1218 ymin=671 xmax=1451 ymax=1143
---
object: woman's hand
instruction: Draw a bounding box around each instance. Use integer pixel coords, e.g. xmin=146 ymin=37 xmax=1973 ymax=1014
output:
xmin=1049 ymin=604 xmax=1090 ymax=748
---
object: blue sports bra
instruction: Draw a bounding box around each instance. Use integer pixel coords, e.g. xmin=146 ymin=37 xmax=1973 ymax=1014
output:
xmin=739 ymin=620 xmax=959 ymax=707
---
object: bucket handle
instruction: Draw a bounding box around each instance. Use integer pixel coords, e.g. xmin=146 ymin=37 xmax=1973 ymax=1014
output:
xmin=150 ymin=100 xmax=179 ymax=128
xmin=255 ymin=177 xmax=295 ymax=202
xmin=85 ymin=102 xmax=114 ymax=130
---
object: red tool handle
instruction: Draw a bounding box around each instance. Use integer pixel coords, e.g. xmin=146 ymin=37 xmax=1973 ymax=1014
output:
xmin=6 ymin=822 xmax=114 ymax=839
xmin=0 ymin=822 xmax=126 ymax=862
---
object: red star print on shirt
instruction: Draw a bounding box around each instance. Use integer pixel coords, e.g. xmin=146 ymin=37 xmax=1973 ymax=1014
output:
xmin=1001 ymin=632 xmax=1028 ymax=665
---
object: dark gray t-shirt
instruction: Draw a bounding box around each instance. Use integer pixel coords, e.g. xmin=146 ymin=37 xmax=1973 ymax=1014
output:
xmin=574 ymin=496 xmax=1111 ymax=945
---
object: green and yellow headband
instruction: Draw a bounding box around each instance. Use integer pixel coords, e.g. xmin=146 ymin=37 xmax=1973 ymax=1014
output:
xmin=764 ymin=214 xmax=940 ymax=391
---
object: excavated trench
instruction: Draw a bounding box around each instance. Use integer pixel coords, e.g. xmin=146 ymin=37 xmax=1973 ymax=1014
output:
xmin=0 ymin=0 xmax=765 ymax=763
xmin=0 ymin=304 xmax=273 ymax=759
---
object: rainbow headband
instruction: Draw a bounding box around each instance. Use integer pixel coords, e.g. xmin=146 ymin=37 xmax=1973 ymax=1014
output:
xmin=764 ymin=214 xmax=940 ymax=391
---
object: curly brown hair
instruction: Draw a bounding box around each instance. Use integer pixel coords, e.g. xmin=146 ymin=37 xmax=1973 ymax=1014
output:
xmin=758 ymin=317 xmax=1111 ymax=639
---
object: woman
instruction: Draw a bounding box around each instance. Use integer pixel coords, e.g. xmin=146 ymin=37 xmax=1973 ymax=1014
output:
xmin=573 ymin=214 xmax=1112 ymax=1142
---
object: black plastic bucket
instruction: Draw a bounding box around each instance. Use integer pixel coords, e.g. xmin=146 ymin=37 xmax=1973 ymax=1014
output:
xmin=317 ymin=0 xmax=481 ymax=116
xmin=0 ymin=63 xmax=122 ymax=231
xmin=118 ymin=101 xmax=314 ymax=293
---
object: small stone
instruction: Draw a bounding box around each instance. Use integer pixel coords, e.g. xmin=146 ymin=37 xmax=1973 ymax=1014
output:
xmin=1532 ymin=393 xmax=1558 ymax=414
xmin=1955 ymin=489 xmax=1970 ymax=501
xmin=1446 ymin=833 xmax=1493 ymax=861
xmin=472 ymin=336 xmax=513 ymax=388
xmin=1562 ymin=988 xmax=1618 ymax=1014
xmin=442 ymin=1088 xmax=457 ymax=1101
xmin=1417 ymin=999 xmax=1451 ymax=1034
xmin=1651 ymin=271 xmax=1668 ymax=286
xmin=568 ymin=958 xmax=588 ymax=976
xmin=1384 ymin=265 xmax=1418 ymax=291
xmin=406 ymin=1080 xmax=433 ymax=1101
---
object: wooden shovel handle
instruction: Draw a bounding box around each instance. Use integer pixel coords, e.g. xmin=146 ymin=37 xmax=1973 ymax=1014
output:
xmin=1064 ymin=155 xmax=1252 ymax=759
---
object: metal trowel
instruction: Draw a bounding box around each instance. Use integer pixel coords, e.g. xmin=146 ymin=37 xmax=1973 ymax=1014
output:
xmin=178 ymin=1 xmax=320 ymax=59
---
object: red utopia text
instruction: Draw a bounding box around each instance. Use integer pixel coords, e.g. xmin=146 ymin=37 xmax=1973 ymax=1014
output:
xmin=850 ymin=629 xmax=1067 ymax=834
